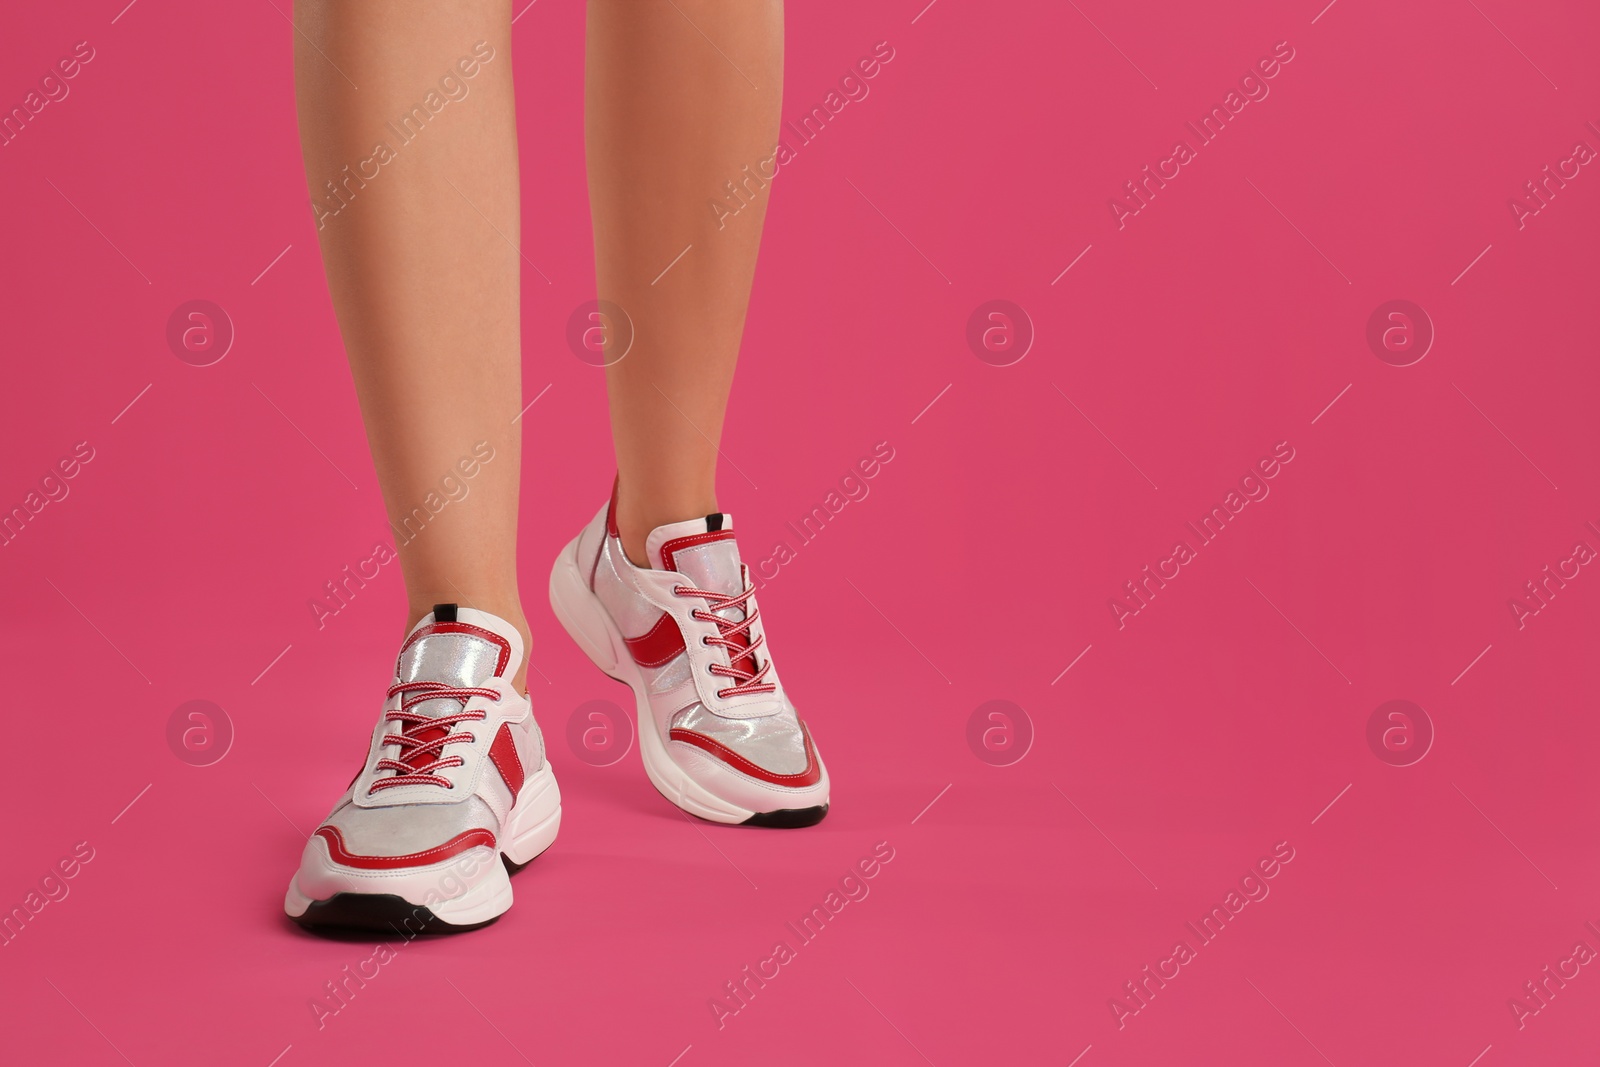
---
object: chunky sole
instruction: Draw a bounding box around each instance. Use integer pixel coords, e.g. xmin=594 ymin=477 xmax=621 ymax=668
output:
xmin=548 ymin=533 xmax=828 ymax=827
xmin=285 ymin=764 xmax=561 ymax=935
xmin=290 ymin=892 xmax=501 ymax=936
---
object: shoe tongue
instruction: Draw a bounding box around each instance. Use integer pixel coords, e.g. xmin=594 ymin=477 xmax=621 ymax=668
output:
xmin=645 ymin=514 xmax=742 ymax=594
xmin=394 ymin=605 xmax=521 ymax=719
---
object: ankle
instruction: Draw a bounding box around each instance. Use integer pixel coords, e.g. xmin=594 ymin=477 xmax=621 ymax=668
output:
xmin=617 ymin=528 xmax=651 ymax=569
xmin=614 ymin=485 xmax=718 ymax=569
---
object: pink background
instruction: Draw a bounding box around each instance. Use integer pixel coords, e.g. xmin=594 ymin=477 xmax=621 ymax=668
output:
xmin=4 ymin=0 xmax=1600 ymax=1064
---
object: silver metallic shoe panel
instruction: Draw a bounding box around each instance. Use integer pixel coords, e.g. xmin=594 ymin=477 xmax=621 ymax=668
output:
xmin=646 ymin=654 xmax=693 ymax=694
xmin=397 ymin=632 xmax=502 ymax=717
xmin=669 ymin=539 xmax=746 ymax=601
xmin=591 ymin=538 xmax=652 ymax=636
xmin=323 ymin=795 xmax=499 ymax=856
xmin=670 ymin=700 xmax=810 ymax=775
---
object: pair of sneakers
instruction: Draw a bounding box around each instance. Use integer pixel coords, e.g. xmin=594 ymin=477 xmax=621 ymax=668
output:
xmin=284 ymin=494 xmax=830 ymax=933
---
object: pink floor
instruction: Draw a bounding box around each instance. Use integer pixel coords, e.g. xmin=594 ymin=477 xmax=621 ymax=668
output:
xmin=5 ymin=1 xmax=1600 ymax=1064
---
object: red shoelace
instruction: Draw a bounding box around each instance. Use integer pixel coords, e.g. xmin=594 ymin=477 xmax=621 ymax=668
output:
xmin=368 ymin=681 xmax=500 ymax=793
xmin=673 ymin=583 xmax=777 ymax=698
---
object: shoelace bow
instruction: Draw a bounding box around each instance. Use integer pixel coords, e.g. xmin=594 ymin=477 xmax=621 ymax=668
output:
xmin=673 ymin=582 xmax=777 ymax=698
xmin=368 ymin=681 xmax=501 ymax=793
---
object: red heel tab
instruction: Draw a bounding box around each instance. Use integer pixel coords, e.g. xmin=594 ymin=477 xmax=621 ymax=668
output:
xmin=606 ymin=476 xmax=621 ymax=538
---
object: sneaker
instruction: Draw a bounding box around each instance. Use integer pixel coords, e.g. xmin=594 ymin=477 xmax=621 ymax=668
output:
xmin=549 ymin=491 xmax=829 ymax=826
xmin=284 ymin=605 xmax=561 ymax=933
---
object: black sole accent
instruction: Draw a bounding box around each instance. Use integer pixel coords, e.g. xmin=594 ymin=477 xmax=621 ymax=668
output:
xmin=292 ymin=848 xmax=543 ymax=938
xmin=742 ymin=803 xmax=829 ymax=828
xmin=291 ymin=893 xmax=500 ymax=937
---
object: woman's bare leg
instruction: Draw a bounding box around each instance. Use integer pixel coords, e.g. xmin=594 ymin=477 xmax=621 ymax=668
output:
xmin=586 ymin=0 xmax=783 ymax=564
xmin=294 ymin=1 xmax=531 ymax=688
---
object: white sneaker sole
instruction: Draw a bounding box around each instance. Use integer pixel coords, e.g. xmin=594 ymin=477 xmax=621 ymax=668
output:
xmin=549 ymin=533 xmax=827 ymax=826
xmin=284 ymin=763 xmax=562 ymax=933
